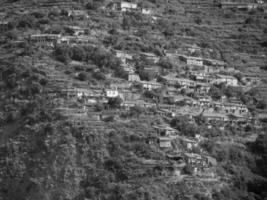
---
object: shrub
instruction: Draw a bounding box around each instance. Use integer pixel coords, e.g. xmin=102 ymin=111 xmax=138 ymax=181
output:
xmin=54 ymin=45 xmax=70 ymax=63
xmin=70 ymin=46 xmax=86 ymax=61
xmin=17 ymin=14 xmax=37 ymax=28
xmin=171 ymin=116 xmax=199 ymax=137
xmin=108 ymin=97 xmax=123 ymax=108
xmin=77 ymin=72 xmax=88 ymax=81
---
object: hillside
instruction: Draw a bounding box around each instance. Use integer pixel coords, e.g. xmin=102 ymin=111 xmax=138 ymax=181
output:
xmin=0 ymin=0 xmax=267 ymax=200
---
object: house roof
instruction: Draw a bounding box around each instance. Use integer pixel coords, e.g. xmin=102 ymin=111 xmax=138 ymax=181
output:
xmin=140 ymin=52 xmax=158 ymax=57
xmin=139 ymin=81 xmax=162 ymax=86
xmin=158 ymin=137 xmax=172 ymax=141
xmin=216 ymin=74 xmax=237 ymax=80
xmin=153 ymin=124 xmax=177 ymax=132
xmin=202 ymin=111 xmax=228 ymax=119
xmin=184 ymin=153 xmax=202 ymax=159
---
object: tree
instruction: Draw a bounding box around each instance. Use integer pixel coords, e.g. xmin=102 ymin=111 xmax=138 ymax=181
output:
xmin=209 ymin=85 xmax=223 ymax=100
xmin=108 ymin=97 xmax=123 ymax=108
xmin=159 ymin=58 xmax=173 ymax=69
xmin=122 ymin=15 xmax=131 ymax=30
xmin=54 ymin=45 xmax=70 ymax=63
xmin=70 ymin=46 xmax=86 ymax=61
xmin=171 ymin=116 xmax=199 ymax=137
xmin=77 ymin=72 xmax=88 ymax=81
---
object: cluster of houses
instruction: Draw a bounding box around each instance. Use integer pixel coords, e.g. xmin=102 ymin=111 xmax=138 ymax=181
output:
xmin=106 ymin=1 xmax=153 ymax=15
xmin=145 ymin=124 xmax=217 ymax=177
xmin=219 ymin=0 xmax=266 ymax=10
xmin=110 ymin=47 xmax=253 ymax=125
xmin=13 ymin=0 xmax=262 ymax=183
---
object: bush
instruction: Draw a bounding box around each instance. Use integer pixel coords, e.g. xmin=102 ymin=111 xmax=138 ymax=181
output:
xmin=171 ymin=116 xmax=199 ymax=137
xmin=77 ymin=72 xmax=88 ymax=81
xmin=17 ymin=14 xmax=37 ymax=28
xmin=108 ymin=97 xmax=123 ymax=108
xmin=70 ymin=46 xmax=86 ymax=61
xmin=92 ymin=71 xmax=106 ymax=80
xmin=159 ymin=58 xmax=173 ymax=69
xmin=54 ymin=45 xmax=70 ymax=63
xmin=209 ymin=85 xmax=223 ymax=100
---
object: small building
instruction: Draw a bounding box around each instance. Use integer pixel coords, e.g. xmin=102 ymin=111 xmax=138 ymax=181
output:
xmin=108 ymin=1 xmax=138 ymax=12
xmin=184 ymin=153 xmax=210 ymax=174
xmin=106 ymin=88 xmax=119 ymax=98
xmin=122 ymin=64 xmax=135 ymax=73
xmin=179 ymin=55 xmax=203 ymax=66
xmin=65 ymin=26 xmax=87 ymax=36
xmin=179 ymin=137 xmax=198 ymax=151
xmin=128 ymin=73 xmax=140 ymax=82
xmin=195 ymin=82 xmax=211 ymax=94
xmin=213 ymin=102 xmax=249 ymax=116
xmin=141 ymin=8 xmax=152 ymax=15
xmin=119 ymin=90 xmax=140 ymax=101
xmin=198 ymin=96 xmax=212 ymax=107
xmin=114 ymin=50 xmax=134 ymax=65
xmin=144 ymin=65 xmax=161 ymax=75
xmin=140 ymin=52 xmax=160 ymax=64
xmin=158 ymin=137 xmax=172 ymax=148
xmin=30 ymin=34 xmax=61 ymax=47
xmin=121 ymin=2 xmax=138 ymax=12
xmin=153 ymin=125 xmax=178 ymax=137
xmin=202 ymin=111 xmax=229 ymax=123
xmin=190 ymin=71 xmax=207 ymax=81
xmin=139 ymin=81 xmax=162 ymax=90
xmin=203 ymin=58 xmax=225 ymax=67
xmin=176 ymin=78 xmax=196 ymax=89
xmin=68 ymin=9 xmax=89 ymax=19
xmin=213 ymin=74 xmax=238 ymax=86
xmin=121 ymin=100 xmax=155 ymax=109
xmin=0 ymin=21 xmax=8 ymax=32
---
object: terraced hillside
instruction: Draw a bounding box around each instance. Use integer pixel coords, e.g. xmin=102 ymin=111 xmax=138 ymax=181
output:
xmin=0 ymin=0 xmax=267 ymax=200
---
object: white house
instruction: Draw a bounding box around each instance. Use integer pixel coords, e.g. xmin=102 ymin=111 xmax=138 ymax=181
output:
xmin=214 ymin=74 xmax=238 ymax=86
xmin=141 ymin=8 xmax=152 ymax=15
xmin=187 ymin=56 xmax=203 ymax=66
xmin=139 ymin=81 xmax=162 ymax=90
xmin=106 ymin=89 xmax=119 ymax=98
xmin=121 ymin=2 xmax=138 ymax=12
xmin=158 ymin=137 xmax=172 ymax=148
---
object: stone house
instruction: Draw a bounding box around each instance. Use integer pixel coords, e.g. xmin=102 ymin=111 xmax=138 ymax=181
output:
xmin=153 ymin=125 xmax=178 ymax=137
xmin=195 ymin=82 xmax=211 ymax=94
xmin=65 ymin=26 xmax=87 ymax=36
xmin=158 ymin=137 xmax=172 ymax=148
xmin=202 ymin=111 xmax=229 ymax=123
xmin=108 ymin=1 xmax=138 ymax=12
xmin=197 ymin=96 xmax=212 ymax=107
xmin=119 ymin=89 xmax=141 ymax=101
xmin=179 ymin=55 xmax=203 ymax=66
xmin=139 ymin=81 xmax=162 ymax=90
xmin=121 ymin=100 xmax=155 ymax=109
xmin=203 ymin=58 xmax=225 ymax=67
xmin=0 ymin=21 xmax=8 ymax=32
xmin=114 ymin=50 xmax=134 ymax=65
xmin=184 ymin=153 xmax=211 ymax=174
xmin=128 ymin=73 xmax=140 ymax=82
xmin=30 ymin=34 xmax=61 ymax=47
xmin=213 ymin=102 xmax=249 ymax=116
xmin=139 ymin=52 xmax=160 ymax=64
xmin=68 ymin=9 xmax=89 ymax=19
